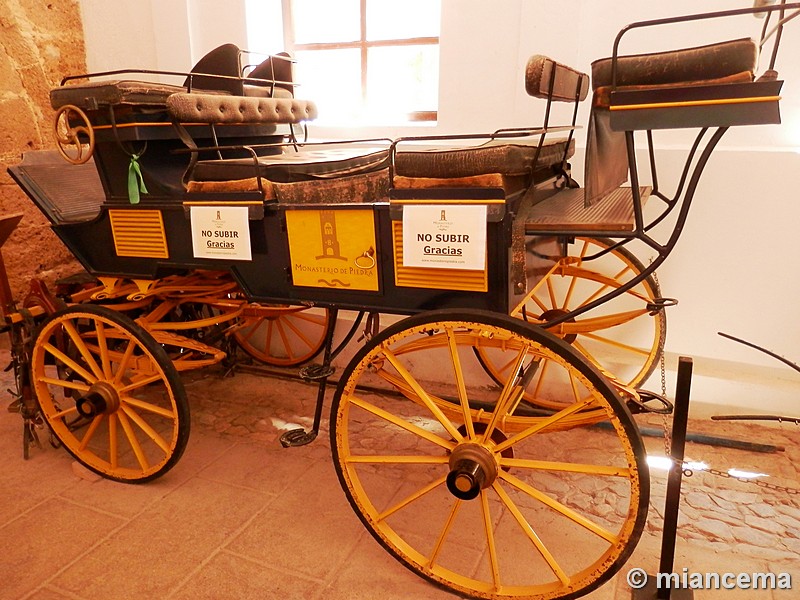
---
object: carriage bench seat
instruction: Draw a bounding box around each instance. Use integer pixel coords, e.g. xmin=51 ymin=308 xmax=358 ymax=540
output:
xmin=591 ymin=37 xmax=780 ymax=131
xmin=187 ymin=136 xmax=575 ymax=205
xmin=187 ymin=53 xmax=584 ymax=203
xmin=187 ymin=145 xmax=390 ymax=203
xmin=579 ymin=36 xmax=774 ymax=219
xmin=50 ymin=81 xmax=317 ymax=126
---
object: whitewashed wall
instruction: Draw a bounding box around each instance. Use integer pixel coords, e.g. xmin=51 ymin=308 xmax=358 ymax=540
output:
xmin=77 ymin=0 xmax=800 ymax=415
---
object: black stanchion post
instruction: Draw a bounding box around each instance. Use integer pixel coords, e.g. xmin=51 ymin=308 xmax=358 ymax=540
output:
xmin=632 ymin=356 xmax=694 ymax=600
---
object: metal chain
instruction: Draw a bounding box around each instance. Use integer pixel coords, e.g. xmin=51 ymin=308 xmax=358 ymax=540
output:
xmin=659 ymin=351 xmax=672 ymax=457
xmin=648 ymin=266 xmax=799 ymax=496
xmin=650 ymin=267 xmax=672 ymax=457
xmin=684 ymin=464 xmax=800 ymax=495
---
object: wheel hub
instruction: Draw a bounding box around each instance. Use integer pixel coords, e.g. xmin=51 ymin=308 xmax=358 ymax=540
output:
xmin=446 ymin=443 xmax=498 ymax=500
xmin=76 ymin=381 xmax=120 ymax=418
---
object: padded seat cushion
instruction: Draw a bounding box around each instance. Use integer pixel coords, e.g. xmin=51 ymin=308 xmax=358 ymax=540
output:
xmin=50 ymin=79 xmax=296 ymax=112
xmin=393 ymin=138 xmax=574 ymax=179
xmin=192 ymin=146 xmax=390 ymax=183
xmin=50 ymin=80 xmax=189 ymax=110
xmin=166 ymin=92 xmax=317 ymax=124
xmin=186 ymin=169 xmax=389 ymax=204
xmin=591 ymin=37 xmax=757 ymax=89
xmin=393 ymin=173 xmax=528 ymax=196
xmin=592 ymin=70 xmax=754 ymax=108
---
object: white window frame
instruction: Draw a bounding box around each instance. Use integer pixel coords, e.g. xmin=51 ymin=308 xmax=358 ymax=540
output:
xmin=280 ymin=0 xmax=440 ymax=123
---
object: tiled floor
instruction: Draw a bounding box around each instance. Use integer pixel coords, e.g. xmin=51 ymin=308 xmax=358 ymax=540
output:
xmin=1 ymin=349 xmax=798 ymax=600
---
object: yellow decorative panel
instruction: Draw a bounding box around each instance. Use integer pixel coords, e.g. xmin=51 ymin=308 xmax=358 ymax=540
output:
xmin=392 ymin=221 xmax=487 ymax=292
xmin=286 ymin=209 xmax=379 ymax=291
xmin=108 ymin=209 xmax=169 ymax=259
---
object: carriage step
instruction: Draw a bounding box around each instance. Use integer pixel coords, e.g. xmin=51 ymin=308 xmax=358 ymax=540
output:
xmin=299 ymin=363 xmax=335 ymax=381
xmin=525 ymin=186 xmax=651 ymax=233
xmin=280 ymin=428 xmax=319 ymax=447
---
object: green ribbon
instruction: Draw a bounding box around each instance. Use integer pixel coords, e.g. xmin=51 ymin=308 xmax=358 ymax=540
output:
xmin=127 ymin=154 xmax=149 ymax=204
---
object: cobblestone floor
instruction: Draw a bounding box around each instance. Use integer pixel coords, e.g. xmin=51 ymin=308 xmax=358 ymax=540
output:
xmin=187 ymin=361 xmax=800 ymax=596
xmin=1 ymin=350 xmax=798 ymax=599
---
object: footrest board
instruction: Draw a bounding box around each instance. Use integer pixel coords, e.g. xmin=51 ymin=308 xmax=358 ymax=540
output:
xmin=525 ymin=186 xmax=651 ymax=233
xmin=7 ymin=151 xmax=104 ymax=224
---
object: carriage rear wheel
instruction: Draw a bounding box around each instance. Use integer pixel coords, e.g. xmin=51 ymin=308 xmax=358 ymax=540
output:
xmin=234 ymin=305 xmax=331 ymax=366
xmin=331 ymin=309 xmax=648 ymax=599
xmin=476 ymin=237 xmax=665 ymax=409
xmin=31 ymin=304 xmax=190 ymax=483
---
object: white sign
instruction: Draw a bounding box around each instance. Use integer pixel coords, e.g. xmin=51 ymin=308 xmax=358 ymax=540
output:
xmin=402 ymin=204 xmax=487 ymax=270
xmin=190 ymin=206 xmax=252 ymax=261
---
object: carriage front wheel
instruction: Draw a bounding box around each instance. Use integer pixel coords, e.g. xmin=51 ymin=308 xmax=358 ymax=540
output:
xmin=31 ymin=304 xmax=190 ymax=483
xmin=330 ymin=309 xmax=648 ymax=599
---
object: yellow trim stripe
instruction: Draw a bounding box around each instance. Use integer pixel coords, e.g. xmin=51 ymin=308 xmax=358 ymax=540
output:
xmin=610 ymin=95 xmax=780 ymax=111
xmin=390 ymin=198 xmax=506 ymax=205
xmin=183 ymin=201 xmax=263 ymax=206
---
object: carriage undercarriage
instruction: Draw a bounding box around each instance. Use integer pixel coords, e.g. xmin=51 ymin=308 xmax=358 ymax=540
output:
xmin=3 ymin=3 xmax=797 ymax=599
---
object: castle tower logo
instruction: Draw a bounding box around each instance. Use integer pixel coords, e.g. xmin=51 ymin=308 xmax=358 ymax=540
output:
xmin=316 ymin=210 xmax=347 ymax=261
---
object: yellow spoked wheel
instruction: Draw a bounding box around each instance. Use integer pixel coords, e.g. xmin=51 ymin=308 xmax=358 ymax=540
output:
xmin=31 ymin=304 xmax=190 ymax=483
xmin=331 ymin=309 xmax=648 ymax=600
xmin=477 ymin=237 xmax=665 ymax=410
xmin=234 ymin=305 xmax=332 ymax=366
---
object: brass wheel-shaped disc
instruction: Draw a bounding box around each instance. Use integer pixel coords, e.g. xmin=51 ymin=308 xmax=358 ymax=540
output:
xmin=234 ymin=305 xmax=331 ymax=366
xmin=53 ymin=104 xmax=95 ymax=164
xmin=31 ymin=305 xmax=190 ymax=483
xmin=477 ymin=237 xmax=665 ymax=410
xmin=331 ymin=309 xmax=648 ymax=600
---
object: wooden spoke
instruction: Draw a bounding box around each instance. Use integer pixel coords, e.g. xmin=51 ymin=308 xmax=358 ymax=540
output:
xmin=480 ymin=490 xmax=502 ymax=591
xmin=492 ymin=481 xmax=570 ymax=586
xmin=61 ymin=319 xmax=104 ymax=380
xmin=499 ymin=470 xmax=619 ymax=544
xmin=377 ymin=475 xmax=448 ymax=522
xmin=381 ymin=347 xmax=464 ymax=442
xmin=117 ymin=409 xmax=150 ymax=472
xmin=42 ymin=342 xmax=96 ymax=384
xmin=78 ymin=415 xmax=104 ymax=451
xmin=347 ymin=394 xmax=456 ymax=451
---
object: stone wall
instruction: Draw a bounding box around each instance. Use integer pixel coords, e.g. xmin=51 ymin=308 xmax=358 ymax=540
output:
xmin=0 ymin=0 xmax=85 ymax=301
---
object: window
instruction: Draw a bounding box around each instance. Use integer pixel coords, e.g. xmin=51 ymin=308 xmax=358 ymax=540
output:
xmin=246 ymin=0 xmax=441 ymax=125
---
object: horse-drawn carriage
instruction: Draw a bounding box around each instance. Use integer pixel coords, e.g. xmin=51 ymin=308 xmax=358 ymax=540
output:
xmin=4 ymin=3 xmax=797 ymax=598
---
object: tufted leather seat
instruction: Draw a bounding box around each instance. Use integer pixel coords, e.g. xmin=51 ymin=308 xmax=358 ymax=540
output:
xmin=166 ymin=92 xmax=317 ymax=125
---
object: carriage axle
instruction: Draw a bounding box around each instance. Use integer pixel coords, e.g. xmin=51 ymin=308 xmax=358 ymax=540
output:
xmin=446 ymin=443 xmax=499 ymax=500
xmin=75 ymin=382 xmax=120 ymax=418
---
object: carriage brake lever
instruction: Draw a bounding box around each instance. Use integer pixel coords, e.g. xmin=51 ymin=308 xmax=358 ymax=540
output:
xmin=626 ymin=390 xmax=674 ymax=415
xmin=646 ymin=297 xmax=678 ymax=315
